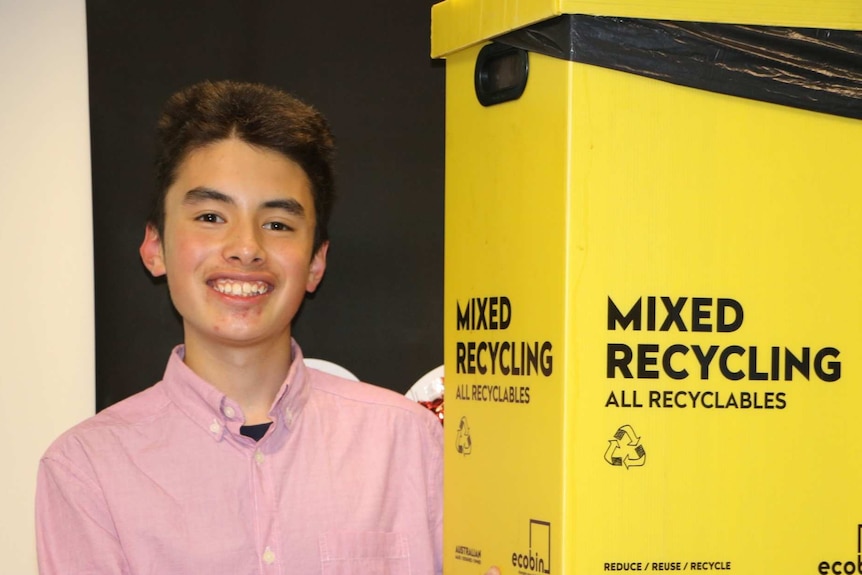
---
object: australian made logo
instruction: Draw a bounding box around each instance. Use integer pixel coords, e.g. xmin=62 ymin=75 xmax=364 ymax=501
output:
xmin=818 ymin=525 xmax=862 ymax=574
xmin=604 ymin=424 xmax=646 ymax=469
xmin=454 ymin=544 xmax=483 ymax=565
xmin=511 ymin=519 xmax=551 ymax=574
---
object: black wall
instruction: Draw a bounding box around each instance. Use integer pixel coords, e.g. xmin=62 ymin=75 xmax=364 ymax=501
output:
xmin=87 ymin=0 xmax=446 ymax=409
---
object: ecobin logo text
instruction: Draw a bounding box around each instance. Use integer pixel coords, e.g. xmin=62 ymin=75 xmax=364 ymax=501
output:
xmin=818 ymin=525 xmax=862 ymax=574
xmin=511 ymin=519 xmax=551 ymax=574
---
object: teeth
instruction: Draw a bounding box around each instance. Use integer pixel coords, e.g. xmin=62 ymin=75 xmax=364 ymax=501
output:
xmin=213 ymin=279 xmax=269 ymax=296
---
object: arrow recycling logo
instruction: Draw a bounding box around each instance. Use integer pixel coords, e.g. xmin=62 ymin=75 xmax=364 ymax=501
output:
xmin=605 ymin=424 xmax=646 ymax=469
xmin=456 ymin=416 xmax=473 ymax=455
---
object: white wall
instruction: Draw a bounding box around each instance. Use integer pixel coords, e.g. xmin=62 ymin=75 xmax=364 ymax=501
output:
xmin=0 ymin=1 xmax=94 ymax=573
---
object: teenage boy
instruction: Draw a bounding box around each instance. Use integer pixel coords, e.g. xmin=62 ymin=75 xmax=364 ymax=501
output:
xmin=36 ymin=80 xmax=446 ymax=574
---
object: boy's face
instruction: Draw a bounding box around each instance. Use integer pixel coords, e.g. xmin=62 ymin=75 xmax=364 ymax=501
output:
xmin=139 ymin=137 xmax=327 ymax=352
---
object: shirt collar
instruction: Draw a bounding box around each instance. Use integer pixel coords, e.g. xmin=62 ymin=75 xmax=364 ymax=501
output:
xmin=160 ymin=340 xmax=312 ymax=442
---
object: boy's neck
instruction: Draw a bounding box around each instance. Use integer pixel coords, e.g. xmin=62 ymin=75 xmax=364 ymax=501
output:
xmin=182 ymin=336 xmax=294 ymax=425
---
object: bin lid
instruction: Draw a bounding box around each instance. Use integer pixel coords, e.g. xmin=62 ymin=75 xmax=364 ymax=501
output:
xmin=431 ymin=0 xmax=862 ymax=57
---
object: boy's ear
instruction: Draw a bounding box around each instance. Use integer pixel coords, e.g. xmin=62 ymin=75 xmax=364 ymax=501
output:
xmin=306 ymin=241 xmax=329 ymax=293
xmin=139 ymin=225 xmax=166 ymax=277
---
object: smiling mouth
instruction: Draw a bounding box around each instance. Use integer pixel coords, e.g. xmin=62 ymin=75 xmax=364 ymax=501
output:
xmin=211 ymin=279 xmax=271 ymax=297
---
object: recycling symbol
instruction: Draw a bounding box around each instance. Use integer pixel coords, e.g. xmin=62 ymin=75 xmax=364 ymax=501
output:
xmin=456 ymin=416 xmax=472 ymax=455
xmin=604 ymin=425 xmax=646 ymax=469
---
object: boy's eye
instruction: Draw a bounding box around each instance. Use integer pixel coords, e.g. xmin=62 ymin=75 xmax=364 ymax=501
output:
xmin=196 ymin=213 xmax=224 ymax=223
xmin=263 ymin=221 xmax=293 ymax=232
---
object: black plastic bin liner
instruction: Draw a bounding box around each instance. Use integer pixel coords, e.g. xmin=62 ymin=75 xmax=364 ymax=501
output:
xmin=496 ymin=14 xmax=862 ymax=119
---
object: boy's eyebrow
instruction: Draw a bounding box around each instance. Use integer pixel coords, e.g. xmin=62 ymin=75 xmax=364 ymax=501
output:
xmin=262 ymin=198 xmax=305 ymax=217
xmin=183 ymin=187 xmax=306 ymax=217
xmin=183 ymin=187 xmax=234 ymax=205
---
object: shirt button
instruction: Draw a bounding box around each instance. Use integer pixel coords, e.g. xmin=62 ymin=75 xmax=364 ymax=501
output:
xmin=222 ymin=405 xmax=235 ymax=418
xmin=255 ymin=449 xmax=265 ymax=464
xmin=262 ymin=547 xmax=276 ymax=565
xmin=209 ymin=421 xmax=221 ymax=434
xmin=283 ymin=407 xmax=294 ymax=426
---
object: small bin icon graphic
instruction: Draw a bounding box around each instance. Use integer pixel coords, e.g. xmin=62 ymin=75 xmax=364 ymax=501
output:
xmin=433 ymin=2 xmax=862 ymax=574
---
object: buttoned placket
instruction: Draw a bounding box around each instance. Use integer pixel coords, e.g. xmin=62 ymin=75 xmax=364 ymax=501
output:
xmin=214 ymin=397 xmax=284 ymax=573
xmin=249 ymin=423 xmax=282 ymax=573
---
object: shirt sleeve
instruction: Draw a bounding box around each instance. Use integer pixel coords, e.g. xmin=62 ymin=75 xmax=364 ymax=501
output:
xmin=36 ymin=452 xmax=131 ymax=574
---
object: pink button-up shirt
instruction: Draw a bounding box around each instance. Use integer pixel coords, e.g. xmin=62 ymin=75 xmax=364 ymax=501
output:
xmin=36 ymin=344 xmax=443 ymax=574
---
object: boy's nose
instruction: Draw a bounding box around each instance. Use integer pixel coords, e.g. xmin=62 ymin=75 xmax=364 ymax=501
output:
xmin=224 ymin=225 xmax=265 ymax=265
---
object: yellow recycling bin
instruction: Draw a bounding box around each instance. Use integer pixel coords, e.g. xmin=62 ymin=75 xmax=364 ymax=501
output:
xmin=433 ymin=2 xmax=862 ymax=574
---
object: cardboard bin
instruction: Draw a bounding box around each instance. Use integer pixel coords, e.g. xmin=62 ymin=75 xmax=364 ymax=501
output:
xmin=433 ymin=2 xmax=862 ymax=574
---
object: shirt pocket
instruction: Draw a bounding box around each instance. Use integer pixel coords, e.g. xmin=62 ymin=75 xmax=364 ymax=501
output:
xmin=319 ymin=530 xmax=410 ymax=575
